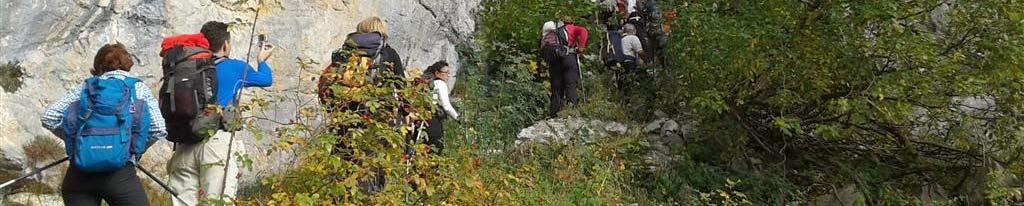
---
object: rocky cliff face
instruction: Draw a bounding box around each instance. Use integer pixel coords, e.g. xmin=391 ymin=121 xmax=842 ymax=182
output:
xmin=0 ymin=0 xmax=479 ymax=203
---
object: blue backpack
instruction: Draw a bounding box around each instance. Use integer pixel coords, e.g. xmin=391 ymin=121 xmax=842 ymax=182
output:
xmin=61 ymin=76 xmax=152 ymax=173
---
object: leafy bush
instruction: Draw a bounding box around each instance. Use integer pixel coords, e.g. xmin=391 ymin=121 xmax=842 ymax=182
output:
xmin=479 ymin=0 xmax=595 ymax=66
xmin=656 ymin=0 xmax=1024 ymax=203
xmin=240 ymin=0 xmax=1020 ymax=204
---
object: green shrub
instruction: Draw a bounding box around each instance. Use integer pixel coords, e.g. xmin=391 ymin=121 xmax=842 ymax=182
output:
xmin=655 ymin=0 xmax=1024 ymax=203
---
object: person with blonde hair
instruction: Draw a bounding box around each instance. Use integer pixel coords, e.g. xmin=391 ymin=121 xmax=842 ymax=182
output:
xmin=357 ymin=16 xmax=389 ymax=40
xmin=541 ymin=16 xmax=588 ymax=117
xmin=319 ymin=16 xmax=405 ymax=105
xmin=315 ymin=16 xmax=407 ymax=194
xmin=538 ymin=20 xmax=565 ymax=118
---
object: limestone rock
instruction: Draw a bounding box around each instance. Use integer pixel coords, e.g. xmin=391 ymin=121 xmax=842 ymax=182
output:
xmin=641 ymin=116 xmax=697 ymax=173
xmin=3 ymin=192 xmax=63 ymax=206
xmin=661 ymin=119 xmax=679 ymax=133
xmin=516 ymin=118 xmax=628 ymax=145
xmin=653 ymin=110 xmax=666 ymax=117
xmin=643 ymin=118 xmax=666 ymax=134
xmin=604 ymin=122 xmax=628 ymax=135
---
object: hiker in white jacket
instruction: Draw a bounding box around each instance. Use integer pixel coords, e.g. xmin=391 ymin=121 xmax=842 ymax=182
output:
xmin=425 ymin=61 xmax=459 ymax=154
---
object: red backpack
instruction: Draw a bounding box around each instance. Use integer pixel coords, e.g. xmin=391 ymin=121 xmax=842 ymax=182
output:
xmin=158 ymin=34 xmax=222 ymax=144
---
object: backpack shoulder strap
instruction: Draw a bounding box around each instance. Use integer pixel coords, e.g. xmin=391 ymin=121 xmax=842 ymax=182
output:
xmin=211 ymin=56 xmax=227 ymax=65
xmin=372 ymin=39 xmax=387 ymax=63
xmin=122 ymin=77 xmax=141 ymax=99
xmin=79 ymin=77 xmax=99 ymax=116
xmin=556 ymin=26 xmax=571 ymax=46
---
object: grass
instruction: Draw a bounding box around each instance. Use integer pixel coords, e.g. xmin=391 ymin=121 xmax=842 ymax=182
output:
xmin=0 ymin=136 xmax=68 ymax=195
xmin=22 ymin=136 xmax=63 ymax=166
xmin=430 ymin=49 xmax=666 ymax=204
xmin=0 ymin=61 xmax=25 ymax=93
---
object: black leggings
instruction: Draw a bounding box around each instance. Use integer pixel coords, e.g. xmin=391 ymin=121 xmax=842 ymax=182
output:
xmin=62 ymin=166 xmax=149 ymax=206
xmin=542 ymin=47 xmax=581 ymax=117
xmin=425 ymin=116 xmax=445 ymax=154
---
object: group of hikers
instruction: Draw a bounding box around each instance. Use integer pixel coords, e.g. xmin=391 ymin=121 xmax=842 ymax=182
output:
xmin=23 ymin=0 xmax=660 ymax=204
xmin=540 ymin=0 xmax=656 ymax=116
xmin=33 ymin=16 xmax=459 ymax=206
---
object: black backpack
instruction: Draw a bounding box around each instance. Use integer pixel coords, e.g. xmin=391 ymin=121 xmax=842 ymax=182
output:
xmin=158 ymin=45 xmax=221 ymax=144
xmin=555 ymin=25 xmax=575 ymax=57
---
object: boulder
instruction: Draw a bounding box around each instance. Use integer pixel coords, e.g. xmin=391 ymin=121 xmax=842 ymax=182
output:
xmin=661 ymin=119 xmax=679 ymax=134
xmin=643 ymin=118 xmax=666 ymax=134
xmin=516 ymin=118 xmax=629 ymax=145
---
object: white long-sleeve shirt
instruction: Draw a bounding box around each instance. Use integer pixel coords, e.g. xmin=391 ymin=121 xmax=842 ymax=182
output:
xmin=432 ymin=80 xmax=459 ymax=120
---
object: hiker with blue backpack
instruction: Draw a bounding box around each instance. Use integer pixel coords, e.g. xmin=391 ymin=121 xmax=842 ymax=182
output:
xmin=161 ymin=21 xmax=275 ymax=206
xmin=40 ymin=43 xmax=167 ymax=206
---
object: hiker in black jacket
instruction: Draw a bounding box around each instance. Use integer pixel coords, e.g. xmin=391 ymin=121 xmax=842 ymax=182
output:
xmin=316 ymin=16 xmax=405 ymax=194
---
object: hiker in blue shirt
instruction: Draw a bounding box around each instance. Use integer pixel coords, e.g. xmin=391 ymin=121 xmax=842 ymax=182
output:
xmin=166 ymin=21 xmax=275 ymax=206
xmin=214 ymin=52 xmax=273 ymax=107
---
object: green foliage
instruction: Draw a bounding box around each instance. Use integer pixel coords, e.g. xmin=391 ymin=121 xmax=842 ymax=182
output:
xmin=238 ymin=0 xmax=1024 ymax=205
xmin=249 ymin=69 xmax=446 ymax=204
xmin=479 ymin=0 xmax=596 ymax=67
xmin=0 ymin=61 xmax=25 ymax=93
xmin=658 ymin=0 xmax=1024 ymax=203
xmin=455 ymin=50 xmax=548 ymax=148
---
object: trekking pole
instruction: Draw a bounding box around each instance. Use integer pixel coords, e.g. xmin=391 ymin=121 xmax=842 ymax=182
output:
xmin=403 ymin=121 xmax=426 ymax=204
xmin=220 ymin=0 xmax=264 ymax=202
xmin=0 ymin=157 xmax=69 ymax=190
xmin=577 ymin=53 xmax=586 ymax=104
xmin=135 ymin=164 xmax=194 ymax=206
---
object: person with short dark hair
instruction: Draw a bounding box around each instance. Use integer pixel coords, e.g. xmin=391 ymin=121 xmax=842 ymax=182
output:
xmin=165 ymin=20 xmax=275 ymax=206
xmin=423 ymin=61 xmax=459 ymax=153
xmin=41 ymin=43 xmax=167 ymax=206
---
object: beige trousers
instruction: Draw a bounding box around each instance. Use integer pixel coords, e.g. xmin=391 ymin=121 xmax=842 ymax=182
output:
xmin=167 ymin=130 xmax=246 ymax=206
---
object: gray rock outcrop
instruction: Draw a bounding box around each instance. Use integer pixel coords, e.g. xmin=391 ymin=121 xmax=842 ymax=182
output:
xmin=516 ymin=118 xmax=629 ymax=145
xmin=0 ymin=0 xmax=480 ymax=203
xmin=642 ymin=117 xmax=693 ymax=173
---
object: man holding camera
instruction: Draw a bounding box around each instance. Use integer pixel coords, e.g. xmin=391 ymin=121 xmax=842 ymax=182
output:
xmin=166 ymin=21 xmax=275 ymax=206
